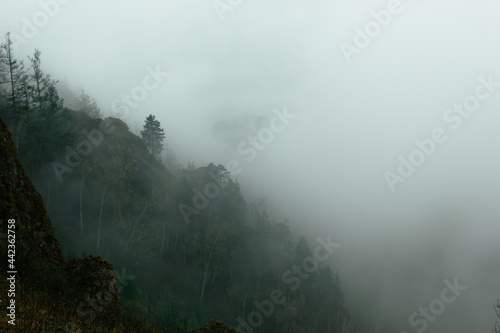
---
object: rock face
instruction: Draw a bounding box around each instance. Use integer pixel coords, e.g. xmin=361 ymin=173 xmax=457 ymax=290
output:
xmin=66 ymin=255 xmax=120 ymax=306
xmin=0 ymin=116 xmax=120 ymax=330
xmin=0 ymin=116 xmax=66 ymax=267
xmin=193 ymin=320 xmax=239 ymax=332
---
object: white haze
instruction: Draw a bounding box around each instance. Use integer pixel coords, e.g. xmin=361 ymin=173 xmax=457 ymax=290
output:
xmin=2 ymin=0 xmax=500 ymax=331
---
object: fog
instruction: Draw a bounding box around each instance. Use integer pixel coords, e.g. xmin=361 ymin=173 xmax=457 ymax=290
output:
xmin=2 ymin=0 xmax=500 ymax=331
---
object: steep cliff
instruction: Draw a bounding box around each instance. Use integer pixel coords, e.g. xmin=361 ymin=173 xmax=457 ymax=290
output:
xmin=0 ymin=116 xmax=122 ymax=331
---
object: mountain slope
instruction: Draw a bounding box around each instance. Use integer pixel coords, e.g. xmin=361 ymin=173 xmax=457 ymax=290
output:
xmin=0 ymin=116 xmax=143 ymax=331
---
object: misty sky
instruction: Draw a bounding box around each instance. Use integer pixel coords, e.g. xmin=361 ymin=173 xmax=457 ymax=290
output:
xmin=2 ymin=0 xmax=500 ymax=331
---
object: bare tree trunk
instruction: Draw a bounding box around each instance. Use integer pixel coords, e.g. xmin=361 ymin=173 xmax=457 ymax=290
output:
xmin=161 ymin=209 xmax=169 ymax=254
xmin=165 ymin=217 xmax=170 ymax=252
xmin=46 ymin=180 xmax=50 ymax=212
xmin=79 ymin=176 xmax=85 ymax=234
xmin=211 ymin=264 xmax=218 ymax=285
xmin=123 ymin=205 xmax=148 ymax=256
xmin=96 ymin=186 xmax=106 ymax=249
xmin=174 ymin=223 xmax=180 ymax=252
xmin=200 ymin=220 xmax=224 ymax=303
xmin=242 ymin=294 xmax=247 ymax=319
xmin=199 ymin=251 xmax=212 ymax=303
xmin=15 ymin=114 xmax=26 ymax=152
xmin=38 ymin=124 xmax=44 ymax=159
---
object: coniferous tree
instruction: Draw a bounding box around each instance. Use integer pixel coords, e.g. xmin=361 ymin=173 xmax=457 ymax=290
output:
xmin=141 ymin=114 xmax=165 ymax=159
xmin=75 ymin=89 xmax=101 ymax=118
xmin=1 ymin=32 xmax=28 ymax=146
xmin=28 ymin=49 xmax=50 ymax=112
xmin=17 ymin=72 xmax=34 ymax=116
xmin=31 ymin=71 xmax=69 ymax=164
xmin=0 ymin=42 xmax=9 ymax=95
xmin=164 ymin=142 xmax=182 ymax=173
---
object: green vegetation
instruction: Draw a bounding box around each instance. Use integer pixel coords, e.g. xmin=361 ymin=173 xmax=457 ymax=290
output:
xmin=141 ymin=114 xmax=166 ymax=160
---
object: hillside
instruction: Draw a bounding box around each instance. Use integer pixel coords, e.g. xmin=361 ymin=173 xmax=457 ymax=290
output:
xmin=0 ymin=37 xmax=356 ymax=331
xmin=0 ymin=114 xmax=243 ymax=332
xmin=0 ymin=105 xmax=356 ymax=331
xmin=0 ymin=116 xmax=134 ymax=331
